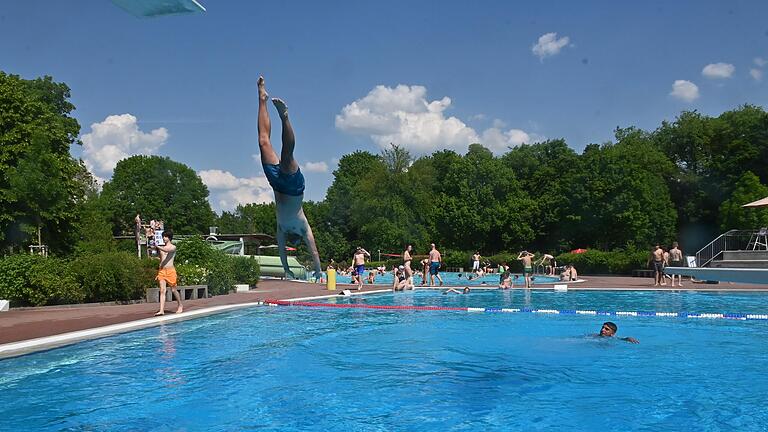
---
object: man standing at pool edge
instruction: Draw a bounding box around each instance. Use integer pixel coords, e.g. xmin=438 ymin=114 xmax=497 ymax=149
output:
xmin=517 ymin=251 xmax=535 ymax=289
xmin=429 ymin=243 xmax=444 ymax=286
xmin=154 ymin=229 xmax=182 ymax=316
xmin=257 ymin=75 xmax=322 ymax=280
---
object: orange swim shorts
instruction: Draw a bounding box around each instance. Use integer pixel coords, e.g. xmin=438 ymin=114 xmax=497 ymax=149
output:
xmin=156 ymin=267 xmax=178 ymax=286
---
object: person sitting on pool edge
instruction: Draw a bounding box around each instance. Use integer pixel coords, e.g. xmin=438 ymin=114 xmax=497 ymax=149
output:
xmin=597 ymin=321 xmax=639 ymax=344
xmin=393 ymin=265 xmax=411 ymax=291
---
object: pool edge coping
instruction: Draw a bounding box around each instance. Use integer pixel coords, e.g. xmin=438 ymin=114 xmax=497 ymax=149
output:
xmin=0 ymin=289 xmax=391 ymax=360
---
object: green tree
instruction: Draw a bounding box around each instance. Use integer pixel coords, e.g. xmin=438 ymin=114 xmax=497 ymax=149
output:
xmin=324 ymin=151 xmax=383 ymax=240
xmin=502 ymin=139 xmax=581 ymax=251
xmin=72 ymin=187 xmax=116 ymax=256
xmin=718 ymin=171 xmax=768 ymax=231
xmin=571 ymin=129 xmax=677 ymax=249
xmin=101 ymin=155 xmax=215 ymax=235
xmin=0 ymin=72 xmax=87 ymax=253
xmin=217 ymin=202 xmax=277 ymax=235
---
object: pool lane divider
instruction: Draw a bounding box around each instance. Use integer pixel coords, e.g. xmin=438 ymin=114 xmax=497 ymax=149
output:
xmin=264 ymin=299 xmax=768 ymax=321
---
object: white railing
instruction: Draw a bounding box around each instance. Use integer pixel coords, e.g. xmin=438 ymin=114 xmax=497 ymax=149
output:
xmin=695 ymin=230 xmax=754 ymax=267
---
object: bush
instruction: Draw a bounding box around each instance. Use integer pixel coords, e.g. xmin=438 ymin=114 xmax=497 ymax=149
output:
xmin=442 ymin=250 xmax=472 ymax=269
xmin=176 ymin=263 xmax=208 ymax=286
xmin=206 ymin=253 xmax=235 ymax=296
xmin=554 ymin=249 xmax=649 ymax=275
xmin=175 ymin=237 xmax=236 ymax=295
xmin=0 ymin=254 xmax=84 ymax=306
xmin=231 ymin=256 xmax=260 ymax=286
xmin=71 ymin=252 xmax=148 ymax=302
xmin=176 ymin=236 xmax=217 ymax=266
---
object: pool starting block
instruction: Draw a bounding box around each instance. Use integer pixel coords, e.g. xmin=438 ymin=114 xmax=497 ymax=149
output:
xmin=554 ymin=284 xmax=568 ymax=292
xmin=0 ymin=300 xmax=9 ymax=312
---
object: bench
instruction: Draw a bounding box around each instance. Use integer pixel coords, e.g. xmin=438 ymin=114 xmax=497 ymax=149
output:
xmin=146 ymin=285 xmax=208 ymax=303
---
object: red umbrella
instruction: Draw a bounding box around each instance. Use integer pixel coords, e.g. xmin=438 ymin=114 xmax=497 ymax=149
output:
xmin=570 ymin=248 xmax=588 ymax=254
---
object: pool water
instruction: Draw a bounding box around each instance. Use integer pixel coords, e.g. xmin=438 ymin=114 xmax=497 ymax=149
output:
xmin=1 ymin=290 xmax=767 ymax=431
xmin=343 ymin=270 xmax=560 ymax=286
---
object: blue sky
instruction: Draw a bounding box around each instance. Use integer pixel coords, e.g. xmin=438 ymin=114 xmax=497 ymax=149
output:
xmin=2 ymin=0 xmax=767 ymax=212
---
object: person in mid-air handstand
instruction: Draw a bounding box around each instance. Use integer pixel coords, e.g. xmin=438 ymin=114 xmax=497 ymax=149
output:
xmin=257 ymin=76 xmax=322 ymax=279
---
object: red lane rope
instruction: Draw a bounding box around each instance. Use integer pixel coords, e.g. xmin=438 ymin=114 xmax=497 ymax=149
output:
xmin=265 ymin=299 xmax=467 ymax=312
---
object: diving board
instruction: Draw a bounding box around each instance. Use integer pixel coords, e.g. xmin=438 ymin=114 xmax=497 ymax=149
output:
xmin=664 ymin=267 xmax=768 ymax=285
xmin=111 ymin=0 xmax=206 ymax=17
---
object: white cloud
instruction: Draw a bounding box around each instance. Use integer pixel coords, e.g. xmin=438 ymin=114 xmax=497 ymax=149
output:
xmin=531 ymin=32 xmax=571 ymax=60
xmin=669 ymin=80 xmax=700 ymax=102
xmin=336 ymin=84 xmax=539 ymax=155
xmin=701 ymin=62 xmax=735 ymax=79
xmin=750 ymin=68 xmax=763 ymax=82
xmin=303 ymin=161 xmax=329 ymax=173
xmin=81 ymin=114 xmax=168 ymax=177
xmin=480 ymin=128 xmax=539 ymax=153
xmin=198 ymin=169 xmax=273 ymax=211
xmin=755 ymin=57 xmax=767 ymax=67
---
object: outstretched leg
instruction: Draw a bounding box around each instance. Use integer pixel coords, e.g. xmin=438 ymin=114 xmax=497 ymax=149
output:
xmin=272 ymin=98 xmax=299 ymax=175
xmin=257 ymin=76 xmax=279 ymax=165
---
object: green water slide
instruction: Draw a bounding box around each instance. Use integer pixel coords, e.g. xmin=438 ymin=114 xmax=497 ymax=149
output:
xmin=208 ymin=240 xmax=307 ymax=279
xmin=247 ymin=255 xmax=307 ymax=279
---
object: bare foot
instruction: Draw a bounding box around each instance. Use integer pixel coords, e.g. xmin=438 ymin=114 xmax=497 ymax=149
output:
xmin=272 ymin=98 xmax=289 ymax=120
xmin=257 ymin=76 xmax=269 ymax=101
xmin=154 ymin=311 xmax=165 ymax=316
xmin=175 ymin=306 xmax=183 ymax=314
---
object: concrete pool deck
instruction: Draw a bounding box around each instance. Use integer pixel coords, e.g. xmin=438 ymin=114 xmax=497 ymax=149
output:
xmin=1 ymin=276 xmax=766 ymax=357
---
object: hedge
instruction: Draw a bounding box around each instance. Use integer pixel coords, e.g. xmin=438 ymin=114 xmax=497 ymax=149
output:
xmin=554 ymin=249 xmax=649 ymax=275
xmin=0 ymin=254 xmax=83 ymax=306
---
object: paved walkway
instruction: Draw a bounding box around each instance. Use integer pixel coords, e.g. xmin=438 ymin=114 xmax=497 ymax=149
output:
xmin=1 ymin=276 xmax=766 ymax=345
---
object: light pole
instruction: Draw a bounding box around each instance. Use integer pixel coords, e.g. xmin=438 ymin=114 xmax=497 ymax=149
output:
xmin=378 ymin=249 xmax=381 ymax=262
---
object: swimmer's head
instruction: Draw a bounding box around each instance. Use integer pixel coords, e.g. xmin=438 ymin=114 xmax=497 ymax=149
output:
xmin=600 ymin=321 xmax=618 ymax=337
xmin=463 ymin=287 xmax=470 ymax=294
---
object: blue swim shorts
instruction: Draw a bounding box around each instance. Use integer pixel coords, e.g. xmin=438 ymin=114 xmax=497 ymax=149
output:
xmin=262 ymin=164 xmax=305 ymax=196
xmin=355 ymin=264 xmax=365 ymax=276
xmin=429 ymin=262 xmax=440 ymax=275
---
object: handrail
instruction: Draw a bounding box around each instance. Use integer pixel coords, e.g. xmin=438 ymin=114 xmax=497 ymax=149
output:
xmin=695 ymin=230 xmax=755 ymax=268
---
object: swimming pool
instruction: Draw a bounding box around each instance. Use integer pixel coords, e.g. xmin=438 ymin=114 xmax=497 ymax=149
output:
xmin=1 ymin=290 xmax=767 ymax=431
xmin=343 ymin=270 xmax=561 ymax=286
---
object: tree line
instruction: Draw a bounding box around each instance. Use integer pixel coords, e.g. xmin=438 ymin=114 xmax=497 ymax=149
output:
xmin=2 ymin=71 xmax=768 ymax=266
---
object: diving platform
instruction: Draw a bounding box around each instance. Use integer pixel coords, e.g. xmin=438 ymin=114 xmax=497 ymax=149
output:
xmin=664 ymin=267 xmax=768 ymax=285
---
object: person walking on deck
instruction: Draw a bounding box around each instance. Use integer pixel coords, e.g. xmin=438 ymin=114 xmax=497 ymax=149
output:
xmin=153 ymin=230 xmax=182 ymax=316
xmin=429 ymin=243 xmax=444 ymax=286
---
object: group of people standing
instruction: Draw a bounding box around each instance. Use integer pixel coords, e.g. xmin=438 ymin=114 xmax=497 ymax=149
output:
xmin=395 ymin=243 xmax=444 ymax=290
xmin=650 ymin=242 xmax=684 ymax=287
xmin=347 ymin=243 xmax=445 ymax=291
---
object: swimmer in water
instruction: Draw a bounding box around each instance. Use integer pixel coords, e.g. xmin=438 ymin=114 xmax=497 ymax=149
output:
xmin=596 ymin=321 xmax=639 ymax=344
xmin=443 ymin=287 xmax=471 ymax=295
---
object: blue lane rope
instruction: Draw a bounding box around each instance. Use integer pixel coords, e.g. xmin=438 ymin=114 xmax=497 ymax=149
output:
xmin=265 ymin=300 xmax=768 ymax=321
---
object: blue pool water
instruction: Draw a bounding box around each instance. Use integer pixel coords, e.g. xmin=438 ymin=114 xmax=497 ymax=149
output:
xmin=2 ymin=290 xmax=767 ymax=431
xmin=343 ymin=270 xmax=560 ymax=286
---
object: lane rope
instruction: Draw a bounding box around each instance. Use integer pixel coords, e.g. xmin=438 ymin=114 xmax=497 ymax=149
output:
xmin=263 ymin=299 xmax=768 ymax=321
